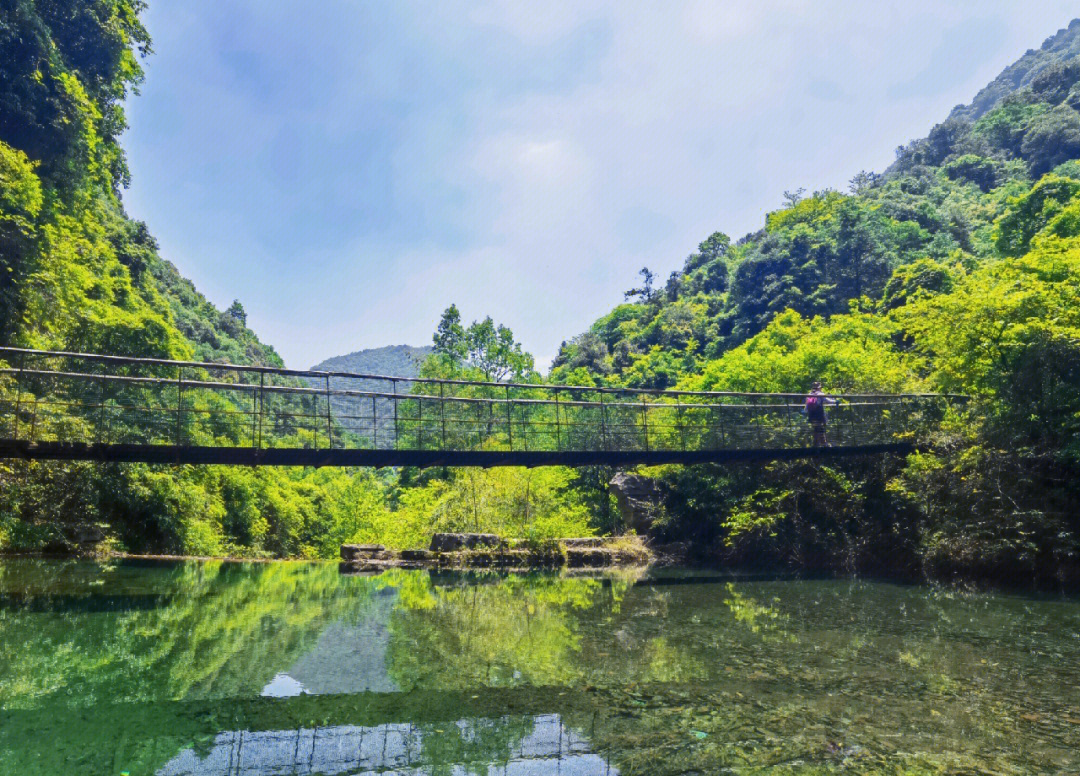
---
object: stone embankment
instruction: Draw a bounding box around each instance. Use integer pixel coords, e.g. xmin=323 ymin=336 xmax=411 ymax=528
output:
xmin=340 ymin=532 xmax=651 ymax=573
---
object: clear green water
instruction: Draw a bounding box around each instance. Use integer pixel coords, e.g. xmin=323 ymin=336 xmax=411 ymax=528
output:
xmin=1 ymin=560 xmax=1079 ymax=775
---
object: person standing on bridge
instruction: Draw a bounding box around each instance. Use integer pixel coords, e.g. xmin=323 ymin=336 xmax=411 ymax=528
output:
xmin=805 ymin=381 xmax=837 ymax=447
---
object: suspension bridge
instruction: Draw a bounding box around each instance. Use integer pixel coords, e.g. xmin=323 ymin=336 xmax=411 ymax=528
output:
xmin=0 ymin=348 xmax=956 ymax=468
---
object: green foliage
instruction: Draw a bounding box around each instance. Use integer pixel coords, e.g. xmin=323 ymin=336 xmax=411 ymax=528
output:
xmin=951 ymin=19 xmax=1080 ymax=122
xmin=995 ymin=173 xmax=1080 ymax=255
xmin=426 ymin=305 xmax=536 ymax=382
xmin=943 ymin=154 xmax=1000 ymax=192
xmin=970 ymin=98 xmax=1051 ymax=158
xmin=1022 ymin=104 xmax=1080 ymax=175
xmin=898 ymin=238 xmax=1080 ymax=450
xmin=0 ymin=143 xmax=43 ymax=341
xmin=682 ymin=308 xmax=919 ymax=395
xmin=539 ymin=22 xmax=1080 ymax=580
xmin=881 ymin=256 xmax=960 ymax=310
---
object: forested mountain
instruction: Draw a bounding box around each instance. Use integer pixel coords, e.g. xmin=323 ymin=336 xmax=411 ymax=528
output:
xmin=311 ymin=345 xmax=431 ymax=377
xmin=551 ymin=19 xmax=1080 ymax=393
xmin=546 ymin=19 xmax=1080 ymax=582
xmin=0 ymin=1 xmax=282 ymax=366
xmin=949 ymin=18 xmax=1080 ymax=123
xmin=308 ymin=345 xmax=431 ymax=444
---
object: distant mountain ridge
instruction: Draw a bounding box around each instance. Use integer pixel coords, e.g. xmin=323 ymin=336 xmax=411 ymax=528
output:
xmin=311 ymin=345 xmax=432 ymax=377
xmin=950 ymin=18 xmax=1080 ymax=123
xmin=307 ymin=345 xmax=432 ymax=445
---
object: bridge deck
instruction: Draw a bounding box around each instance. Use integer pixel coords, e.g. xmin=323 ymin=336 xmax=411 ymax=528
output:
xmin=0 ymin=439 xmax=916 ymax=467
xmin=0 ymin=347 xmax=952 ymax=467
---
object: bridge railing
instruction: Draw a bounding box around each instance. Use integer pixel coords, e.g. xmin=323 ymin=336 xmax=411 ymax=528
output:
xmin=0 ymin=347 xmax=959 ymax=459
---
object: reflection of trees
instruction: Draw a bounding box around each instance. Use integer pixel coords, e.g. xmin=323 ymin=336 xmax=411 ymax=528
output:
xmin=0 ymin=559 xmax=374 ymax=709
xmin=721 ymin=582 xmax=798 ymax=643
xmin=385 ymin=572 xmax=612 ymax=690
xmin=413 ymin=716 xmax=535 ymax=776
xmin=146 ymin=714 xmax=609 ymax=776
xmin=382 ymin=569 xmax=722 ymax=693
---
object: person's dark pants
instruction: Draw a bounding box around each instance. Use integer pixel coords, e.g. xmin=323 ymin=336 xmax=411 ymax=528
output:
xmin=810 ymin=418 xmax=828 ymax=447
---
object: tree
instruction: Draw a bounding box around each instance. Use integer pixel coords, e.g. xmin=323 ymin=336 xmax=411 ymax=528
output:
xmin=432 ymin=303 xmax=466 ymax=364
xmin=464 ymin=316 xmax=534 ymax=382
xmin=848 ymin=171 xmax=880 ymax=195
xmin=1021 ymin=104 xmax=1080 ymax=176
xmin=1029 ymin=60 xmax=1080 ymax=105
xmin=943 ymin=154 xmax=999 ymax=192
xmin=426 ymin=305 xmax=535 ymax=382
xmin=226 ymin=300 xmax=246 ymax=326
xmin=553 ymin=331 xmax=611 ymax=375
xmin=683 ymin=232 xmax=730 ymax=272
xmin=994 ymin=174 xmax=1080 ymax=256
xmin=782 ymin=187 xmax=806 ymax=207
xmin=624 ymin=267 xmax=656 ymax=304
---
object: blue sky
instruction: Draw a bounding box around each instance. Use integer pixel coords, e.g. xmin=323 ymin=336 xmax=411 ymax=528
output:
xmin=122 ymin=1 xmax=1080 ymax=369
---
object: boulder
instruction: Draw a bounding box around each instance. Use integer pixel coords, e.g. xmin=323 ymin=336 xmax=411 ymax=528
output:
xmin=429 ymin=533 xmax=505 ymax=552
xmin=561 ymin=537 xmax=606 ymax=548
xmin=56 ymin=523 xmax=109 ymax=555
xmin=340 ymin=544 xmax=386 ymax=561
xmin=608 ymin=473 xmax=663 ymax=533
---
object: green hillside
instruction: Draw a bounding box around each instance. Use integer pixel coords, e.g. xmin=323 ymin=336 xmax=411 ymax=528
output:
xmin=547 ymin=20 xmax=1080 ymax=581
xmin=0 ymin=1 xmax=360 ymax=557
xmin=552 ymin=20 xmax=1080 ymax=390
xmin=948 ymin=18 xmax=1080 ymax=123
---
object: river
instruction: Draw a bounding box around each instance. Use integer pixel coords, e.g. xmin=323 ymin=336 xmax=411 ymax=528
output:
xmin=0 ymin=559 xmax=1078 ymax=774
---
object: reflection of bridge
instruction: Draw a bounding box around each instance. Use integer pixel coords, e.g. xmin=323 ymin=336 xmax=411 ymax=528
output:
xmin=156 ymin=714 xmax=615 ymax=776
xmin=0 ymin=348 xmax=957 ymax=468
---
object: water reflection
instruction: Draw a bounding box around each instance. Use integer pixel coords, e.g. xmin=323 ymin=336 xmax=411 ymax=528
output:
xmin=262 ymin=591 xmax=399 ymax=696
xmin=1 ymin=559 xmax=1080 ymax=774
xmin=158 ymin=715 xmax=615 ymax=776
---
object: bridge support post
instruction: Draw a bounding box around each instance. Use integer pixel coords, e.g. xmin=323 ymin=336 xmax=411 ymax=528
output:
xmin=440 ymin=383 xmax=447 ymax=451
xmin=677 ymin=400 xmax=686 ymax=452
xmin=96 ymin=367 xmax=107 ymax=445
xmin=505 ymin=385 xmax=512 ymax=452
xmin=13 ymin=351 xmax=25 ymax=441
xmin=325 ymin=374 xmax=333 ymax=449
xmin=257 ymin=372 xmax=264 ymax=452
xmin=250 ymin=384 xmax=258 ymax=450
xmin=600 ymin=392 xmax=608 ymax=452
xmin=554 ymin=389 xmax=561 ymax=452
xmin=641 ymin=396 xmax=649 ymax=454
xmin=754 ymin=395 xmax=764 ymax=449
xmin=175 ymin=367 xmax=183 ymax=448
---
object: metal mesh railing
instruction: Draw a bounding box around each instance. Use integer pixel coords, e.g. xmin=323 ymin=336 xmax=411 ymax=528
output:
xmin=0 ymin=347 xmax=960 ymax=461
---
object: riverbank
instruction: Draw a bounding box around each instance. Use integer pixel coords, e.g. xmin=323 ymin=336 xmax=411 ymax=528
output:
xmin=340 ymin=533 xmax=652 ymax=573
xmin=0 ymin=532 xmax=656 ymax=570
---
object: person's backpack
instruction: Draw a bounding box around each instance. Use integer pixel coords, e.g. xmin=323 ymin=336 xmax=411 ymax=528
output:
xmin=805 ymin=394 xmax=824 ymax=417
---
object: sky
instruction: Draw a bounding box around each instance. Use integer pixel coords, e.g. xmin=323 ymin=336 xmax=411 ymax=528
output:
xmin=122 ymin=1 xmax=1080 ymax=370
